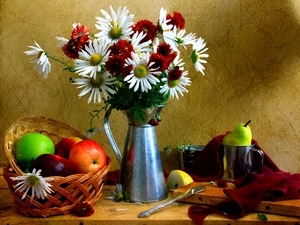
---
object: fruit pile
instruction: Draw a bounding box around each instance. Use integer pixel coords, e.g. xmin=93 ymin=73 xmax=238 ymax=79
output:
xmin=15 ymin=133 xmax=107 ymax=176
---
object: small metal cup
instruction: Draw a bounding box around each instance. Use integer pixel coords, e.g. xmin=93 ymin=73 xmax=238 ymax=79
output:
xmin=180 ymin=145 xmax=205 ymax=170
xmin=222 ymin=145 xmax=264 ymax=181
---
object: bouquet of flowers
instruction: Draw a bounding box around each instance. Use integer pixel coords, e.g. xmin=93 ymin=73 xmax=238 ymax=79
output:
xmin=25 ymin=6 xmax=209 ymax=131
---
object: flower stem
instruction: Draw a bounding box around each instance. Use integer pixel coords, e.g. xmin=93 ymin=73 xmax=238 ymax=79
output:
xmin=47 ymin=55 xmax=75 ymax=72
xmin=88 ymin=106 xmax=106 ymax=129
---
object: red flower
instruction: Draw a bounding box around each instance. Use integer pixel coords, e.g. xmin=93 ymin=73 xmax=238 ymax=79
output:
xmin=216 ymin=179 xmax=228 ymax=188
xmin=166 ymin=11 xmax=185 ymax=29
xmin=72 ymin=202 xmax=94 ymax=217
xmin=165 ymin=52 xmax=178 ymax=67
xmin=106 ymin=53 xmax=133 ymax=78
xmin=156 ymin=43 xmax=178 ymax=68
xmin=157 ymin=42 xmax=172 ymax=57
xmin=61 ymin=24 xmax=90 ymax=59
xmin=62 ymin=39 xmax=81 ymax=59
xmin=148 ymin=119 xmax=159 ymax=126
xmin=168 ymin=66 xmax=183 ymax=80
xmin=132 ymin=20 xmax=158 ymax=42
xmin=106 ymin=40 xmax=135 ymax=77
xmin=71 ymin=24 xmax=90 ymax=44
xmin=109 ymin=40 xmax=133 ymax=59
xmin=121 ymin=65 xmax=133 ymax=78
xmin=149 ymin=53 xmax=169 ymax=72
xmin=106 ymin=55 xmax=126 ymax=76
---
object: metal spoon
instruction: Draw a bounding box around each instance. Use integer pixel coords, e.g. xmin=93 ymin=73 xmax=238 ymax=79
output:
xmin=138 ymin=185 xmax=206 ymax=218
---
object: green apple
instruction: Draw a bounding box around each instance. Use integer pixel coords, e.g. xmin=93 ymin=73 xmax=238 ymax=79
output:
xmin=16 ymin=132 xmax=55 ymax=171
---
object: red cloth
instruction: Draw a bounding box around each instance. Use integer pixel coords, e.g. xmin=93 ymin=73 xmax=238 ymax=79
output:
xmin=187 ymin=135 xmax=300 ymax=224
xmin=106 ymin=170 xmax=170 ymax=185
xmin=106 ymin=169 xmax=120 ymax=185
xmin=187 ymin=134 xmax=281 ymax=181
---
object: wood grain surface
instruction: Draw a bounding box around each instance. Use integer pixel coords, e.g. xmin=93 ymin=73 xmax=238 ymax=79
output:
xmin=1 ymin=169 xmax=300 ymax=224
xmin=173 ymin=182 xmax=300 ymax=218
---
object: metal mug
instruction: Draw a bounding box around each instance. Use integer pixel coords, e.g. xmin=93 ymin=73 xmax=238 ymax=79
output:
xmin=222 ymin=145 xmax=264 ymax=181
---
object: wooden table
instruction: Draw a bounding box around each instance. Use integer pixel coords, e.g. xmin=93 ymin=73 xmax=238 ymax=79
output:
xmin=1 ymin=168 xmax=299 ymax=225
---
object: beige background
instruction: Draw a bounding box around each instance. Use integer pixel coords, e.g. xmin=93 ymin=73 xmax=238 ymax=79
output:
xmin=1 ymin=0 xmax=300 ymax=174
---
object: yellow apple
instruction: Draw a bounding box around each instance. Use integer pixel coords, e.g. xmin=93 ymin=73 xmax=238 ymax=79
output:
xmin=55 ymin=137 xmax=82 ymax=159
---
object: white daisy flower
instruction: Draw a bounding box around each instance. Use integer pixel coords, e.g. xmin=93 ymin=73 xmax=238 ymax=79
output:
xmin=74 ymin=71 xmax=117 ymax=104
xmin=158 ymin=7 xmax=175 ymax=46
xmin=160 ymin=71 xmax=191 ymax=99
xmin=95 ymin=5 xmax=134 ymax=43
xmin=191 ymin=37 xmax=209 ymax=75
xmin=170 ymin=52 xmax=185 ymax=70
xmin=152 ymin=37 xmax=160 ymax=53
xmin=124 ymin=52 xmax=161 ymax=93
xmin=75 ymin=39 xmax=111 ymax=79
xmin=85 ymin=127 xmax=104 ymax=138
xmin=130 ymin=31 xmax=152 ymax=53
xmin=106 ymin=183 xmax=126 ymax=202
xmin=24 ymin=41 xmax=51 ymax=79
xmin=72 ymin=22 xmax=80 ymax=29
xmin=160 ymin=54 xmax=191 ymax=99
xmin=10 ymin=168 xmax=54 ymax=202
xmin=160 ymin=23 xmax=177 ymax=50
xmin=162 ymin=27 xmax=195 ymax=52
xmin=56 ymin=36 xmax=69 ymax=47
xmin=159 ymin=7 xmax=168 ymax=26
xmin=174 ymin=27 xmax=196 ymax=49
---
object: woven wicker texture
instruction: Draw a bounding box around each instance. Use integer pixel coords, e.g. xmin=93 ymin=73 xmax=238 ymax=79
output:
xmin=3 ymin=116 xmax=112 ymax=217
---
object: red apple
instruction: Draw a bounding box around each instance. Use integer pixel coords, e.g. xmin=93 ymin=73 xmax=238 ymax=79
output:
xmin=55 ymin=137 xmax=82 ymax=159
xmin=69 ymin=140 xmax=107 ymax=174
xmin=31 ymin=154 xmax=74 ymax=177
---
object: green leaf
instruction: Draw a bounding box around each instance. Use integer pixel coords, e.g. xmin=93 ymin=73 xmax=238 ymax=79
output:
xmin=258 ymin=213 xmax=268 ymax=222
xmin=103 ymin=77 xmax=169 ymax=115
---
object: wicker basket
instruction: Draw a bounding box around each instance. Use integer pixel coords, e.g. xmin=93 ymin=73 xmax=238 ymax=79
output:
xmin=3 ymin=116 xmax=112 ymax=217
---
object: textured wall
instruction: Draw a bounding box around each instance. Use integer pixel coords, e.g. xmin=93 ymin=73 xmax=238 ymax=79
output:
xmin=1 ymin=0 xmax=300 ymax=174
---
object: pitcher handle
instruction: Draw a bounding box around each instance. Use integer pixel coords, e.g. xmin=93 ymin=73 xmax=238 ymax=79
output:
xmin=103 ymin=108 xmax=122 ymax=166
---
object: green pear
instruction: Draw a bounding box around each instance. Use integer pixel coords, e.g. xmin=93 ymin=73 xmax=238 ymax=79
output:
xmin=222 ymin=120 xmax=252 ymax=146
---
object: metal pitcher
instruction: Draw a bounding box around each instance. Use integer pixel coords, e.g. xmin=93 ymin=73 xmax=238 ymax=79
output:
xmin=104 ymin=107 xmax=168 ymax=202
